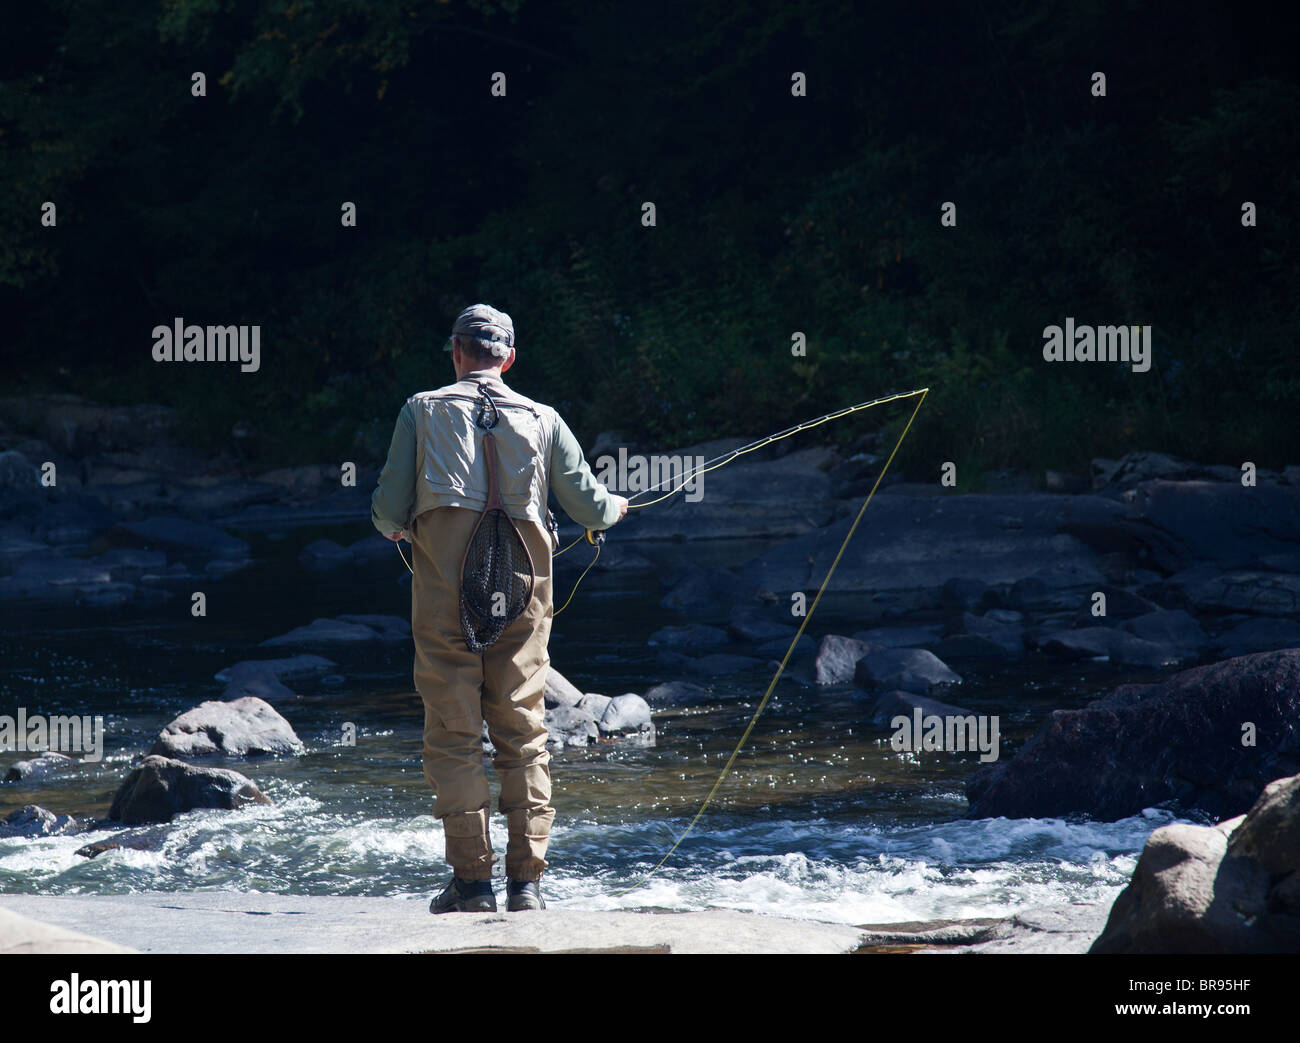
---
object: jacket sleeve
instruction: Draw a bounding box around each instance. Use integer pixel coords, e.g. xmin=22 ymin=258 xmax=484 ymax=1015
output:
xmin=370 ymin=401 xmax=417 ymax=536
xmin=548 ymin=413 xmax=621 ymax=531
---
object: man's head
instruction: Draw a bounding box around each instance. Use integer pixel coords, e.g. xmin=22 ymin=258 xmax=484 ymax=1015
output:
xmin=448 ymin=303 xmax=516 ymax=379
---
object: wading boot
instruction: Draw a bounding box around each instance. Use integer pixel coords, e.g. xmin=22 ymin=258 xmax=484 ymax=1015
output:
xmin=506 ymin=879 xmax=545 ymax=912
xmin=429 ymin=876 xmax=497 ymax=914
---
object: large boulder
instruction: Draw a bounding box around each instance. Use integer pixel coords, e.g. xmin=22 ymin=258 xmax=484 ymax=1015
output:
xmin=814 ymin=634 xmax=876 ymax=685
xmin=0 ymin=804 xmax=78 ymax=837
xmin=150 ymin=698 xmax=304 ymax=758
xmin=544 ymin=668 xmax=585 ymax=708
xmin=1091 ymin=774 xmax=1300 ymax=953
xmin=967 ymin=649 xmax=1300 ymax=821
xmin=108 ymin=755 xmax=271 ymax=824
xmin=543 ymin=704 xmax=599 ymax=749
xmin=598 ymin=694 xmax=656 ymax=746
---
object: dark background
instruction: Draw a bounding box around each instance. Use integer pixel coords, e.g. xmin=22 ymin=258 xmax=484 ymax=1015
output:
xmin=2 ymin=0 xmax=1296 ymax=479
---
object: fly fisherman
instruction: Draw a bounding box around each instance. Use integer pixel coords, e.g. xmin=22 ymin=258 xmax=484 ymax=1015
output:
xmin=370 ymin=304 xmax=627 ymax=913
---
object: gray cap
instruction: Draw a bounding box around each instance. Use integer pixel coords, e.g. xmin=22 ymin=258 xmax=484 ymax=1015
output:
xmin=448 ymin=303 xmax=514 ymax=356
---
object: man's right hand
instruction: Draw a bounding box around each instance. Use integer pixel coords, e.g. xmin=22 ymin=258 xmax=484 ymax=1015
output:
xmin=612 ymin=495 xmax=629 ymax=521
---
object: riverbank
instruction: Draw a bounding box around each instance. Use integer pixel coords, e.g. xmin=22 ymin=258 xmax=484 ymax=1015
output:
xmin=0 ymin=892 xmax=1112 ymax=954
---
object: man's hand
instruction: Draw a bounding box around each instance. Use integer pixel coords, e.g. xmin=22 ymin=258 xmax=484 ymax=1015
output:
xmin=385 ymin=529 xmax=408 ymax=542
xmin=612 ymin=495 xmax=629 ymax=521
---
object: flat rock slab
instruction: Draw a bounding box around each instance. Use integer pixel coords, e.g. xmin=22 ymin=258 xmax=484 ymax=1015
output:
xmin=0 ymin=894 xmax=869 ymax=955
xmin=0 ymin=906 xmax=136 ymax=954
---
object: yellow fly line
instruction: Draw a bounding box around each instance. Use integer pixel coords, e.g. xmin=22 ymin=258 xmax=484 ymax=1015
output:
xmin=608 ymin=386 xmax=929 ymax=897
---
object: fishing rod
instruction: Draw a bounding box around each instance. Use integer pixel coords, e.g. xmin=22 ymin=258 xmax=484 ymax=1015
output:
xmin=394 ymin=386 xmax=931 ymax=896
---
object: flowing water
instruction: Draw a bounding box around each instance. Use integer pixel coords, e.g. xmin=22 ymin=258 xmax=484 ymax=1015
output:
xmin=0 ymin=522 xmax=1181 ymax=926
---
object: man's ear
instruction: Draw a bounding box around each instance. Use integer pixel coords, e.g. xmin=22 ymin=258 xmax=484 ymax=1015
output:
xmin=500 ymin=348 xmax=516 ymax=374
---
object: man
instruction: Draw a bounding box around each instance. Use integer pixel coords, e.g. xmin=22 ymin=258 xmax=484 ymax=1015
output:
xmin=370 ymin=303 xmax=627 ymax=913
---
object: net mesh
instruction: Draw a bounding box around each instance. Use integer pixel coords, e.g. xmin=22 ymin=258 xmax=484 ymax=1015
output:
xmin=458 ymin=386 xmax=535 ymax=653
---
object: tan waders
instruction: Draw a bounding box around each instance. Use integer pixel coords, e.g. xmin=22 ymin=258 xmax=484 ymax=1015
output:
xmin=410 ymin=504 xmax=556 ymax=883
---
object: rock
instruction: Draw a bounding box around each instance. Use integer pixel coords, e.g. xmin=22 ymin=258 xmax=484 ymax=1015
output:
xmin=151 ymin=698 xmax=304 ymax=758
xmin=108 ymin=755 xmax=271 ymax=824
xmin=814 ymin=634 xmax=876 ymax=685
xmin=642 ymin=681 xmax=714 ymax=707
xmin=260 ymin=618 xmax=387 ymax=646
xmin=544 ymin=668 xmax=585 ymax=708
xmin=1213 ymin=617 xmax=1300 ymax=658
xmin=850 ymin=624 xmax=943 ymax=649
xmin=647 ymin=623 xmax=729 ymax=648
xmin=1008 ymin=562 xmax=1109 ymax=611
xmin=598 ymin=694 xmax=655 ymax=746
xmin=0 ymin=805 xmax=78 ymax=837
xmin=1091 ymin=774 xmax=1300 ymax=953
xmin=1032 ymin=627 xmax=1184 ymax=668
xmin=299 ymin=539 xmax=352 ymax=570
xmin=222 ymin=675 xmax=297 ymax=703
xmin=938 ymin=612 xmax=1025 ymax=659
xmin=1129 ymin=480 xmax=1300 ymax=569
xmin=214 ymin=655 xmax=337 ymax=684
xmin=336 ymin=614 xmax=410 ymax=641
xmin=0 ymin=450 xmax=39 ymax=489
xmin=966 ymin=650 xmax=1300 ymax=822
xmin=683 ymin=653 xmax=765 ymax=677
xmin=853 ymin=648 xmax=961 ymax=694
xmin=543 ymin=705 xmax=599 ymax=749
xmin=865 ymin=689 xmax=979 ymax=729
xmin=75 ymin=824 xmax=175 ymax=859
xmin=1124 ymin=609 xmax=1208 ymax=651
xmin=1098 ymin=451 xmax=1204 ymax=491
xmin=727 ymin=611 xmax=796 ymax=643
xmin=575 ymin=693 xmax=612 ymax=719
xmin=660 ymin=567 xmax=755 ymax=617
xmin=114 ymin=518 xmax=250 ymax=558
xmin=3 ymin=751 xmax=76 ymax=783
xmin=1168 ymin=568 xmax=1300 ymax=617
xmin=941 ymin=578 xmax=990 ymax=611
xmin=755 ymin=633 xmax=814 ymax=658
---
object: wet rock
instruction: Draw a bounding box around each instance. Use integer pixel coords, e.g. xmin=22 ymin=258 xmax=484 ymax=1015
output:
xmin=1168 ymin=568 xmax=1300 ymax=617
xmin=599 ymin=694 xmax=655 ymax=746
xmin=260 ymin=617 xmax=388 ymax=647
xmin=0 ymin=805 xmax=78 ymax=837
xmin=1091 ymin=774 xmax=1300 ymax=953
xmin=544 ymin=668 xmax=585 ymax=709
xmin=647 ymin=623 xmax=729 ymax=648
xmin=1212 ymin=617 xmax=1300 ymax=658
xmin=4 ymin=751 xmax=76 ymax=784
xmin=108 ymin=755 xmax=271 ymax=824
xmin=1124 ymin=609 xmax=1208 ymax=652
xmin=814 ymin=634 xmax=876 ymax=685
xmin=853 ymin=648 xmax=962 ymax=694
xmin=151 ymin=698 xmax=304 ymax=758
xmin=660 ymin=567 xmax=755 ymax=617
xmin=76 ymin=823 xmax=174 ymax=859
xmin=215 ymin=655 xmax=337 ymax=685
xmin=727 ymin=611 xmax=796 ymax=644
xmin=755 ymin=633 xmax=814 ymax=658
xmin=1032 ymin=627 xmax=1184 ymax=668
xmin=336 ymin=614 xmax=410 ymax=641
xmin=966 ymin=649 xmax=1300 ymax=822
xmin=114 ymin=518 xmax=250 ymax=558
xmin=683 ymin=653 xmax=765 ymax=677
xmin=642 ymin=681 xmax=714 ymax=707
xmin=865 ymin=689 xmax=979 ymax=729
xmin=1129 ymin=480 xmax=1300 ymax=569
xmin=575 ymin=693 xmax=612 ymax=719
xmin=543 ymin=705 xmax=599 ymax=749
xmin=299 ymin=539 xmax=352 ymax=570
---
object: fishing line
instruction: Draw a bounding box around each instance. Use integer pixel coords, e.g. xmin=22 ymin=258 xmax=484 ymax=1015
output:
xmin=607 ymin=386 xmax=929 ymax=897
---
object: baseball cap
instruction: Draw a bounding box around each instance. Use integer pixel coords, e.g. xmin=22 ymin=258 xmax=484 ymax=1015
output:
xmin=443 ymin=303 xmax=515 ymax=356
